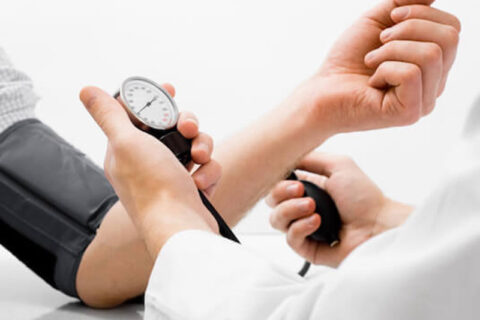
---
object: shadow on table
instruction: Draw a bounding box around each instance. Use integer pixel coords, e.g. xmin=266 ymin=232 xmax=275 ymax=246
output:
xmin=34 ymin=301 xmax=143 ymax=320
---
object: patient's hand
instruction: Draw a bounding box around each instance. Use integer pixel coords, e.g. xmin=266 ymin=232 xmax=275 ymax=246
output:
xmin=80 ymin=86 xmax=219 ymax=259
xmin=266 ymin=152 xmax=413 ymax=267
xmin=292 ymin=0 xmax=460 ymax=135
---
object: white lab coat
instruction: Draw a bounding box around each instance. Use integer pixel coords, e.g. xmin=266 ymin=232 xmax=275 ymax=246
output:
xmin=144 ymin=105 xmax=480 ymax=320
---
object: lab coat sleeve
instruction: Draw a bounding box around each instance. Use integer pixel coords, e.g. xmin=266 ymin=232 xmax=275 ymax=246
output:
xmin=144 ymin=230 xmax=333 ymax=320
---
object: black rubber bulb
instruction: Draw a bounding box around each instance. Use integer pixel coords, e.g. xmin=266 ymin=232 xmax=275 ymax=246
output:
xmin=287 ymin=172 xmax=341 ymax=246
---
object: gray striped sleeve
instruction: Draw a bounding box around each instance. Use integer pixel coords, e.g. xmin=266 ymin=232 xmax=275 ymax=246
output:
xmin=0 ymin=48 xmax=38 ymax=132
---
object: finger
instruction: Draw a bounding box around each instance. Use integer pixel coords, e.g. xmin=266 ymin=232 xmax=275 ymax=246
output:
xmin=177 ymin=111 xmax=199 ymax=139
xmin=380 ymin=19 xmax=460 ymax=74
xmin=80 ymin=86 xmax=136 ymax=140
xmin=265 ymin=180 xmax=304 ymax=208
xmin=391 ymin=5 xmax=461 ymax=32
xmin=295 ymin=171 xmax=328 ymax=190
xmin=286 ymin=214 xmax=321 ymax=257
xmin=192 ymin=159 xmax=222 ymax=191
xmin=369 ymin=61 xmax=423 ymax=125
xmin=202 ymin=183 xmax=218 ymax=198
xmin=363 ymin=0 xmax=434 ymax=28
xmin=394 ymin=0 xmax=435 ymax=6
xmin=388 ymin=9 xmax=460 ymax=95
xmin=191 ymin=132 xmax=213 ymax=164
xmin=365 ymin=40 xmax=442 ymax=114
xmin=161 ymin=83 xmax=176 ymax=98
xmin=269 ymin=198 xmax=316 ymax=232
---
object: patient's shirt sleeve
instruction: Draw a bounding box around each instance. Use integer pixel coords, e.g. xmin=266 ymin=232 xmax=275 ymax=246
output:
xmin=0 ymin=48 xmax=38 ymax=132
xmin=144 ymin=230 xmax=333 ymax=320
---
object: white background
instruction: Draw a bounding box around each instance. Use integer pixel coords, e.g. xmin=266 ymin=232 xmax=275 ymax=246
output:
xmin=0 ymin=1 xmax=479 ymax=317
xmin=0 ymin=0 xmax=478 ymax=235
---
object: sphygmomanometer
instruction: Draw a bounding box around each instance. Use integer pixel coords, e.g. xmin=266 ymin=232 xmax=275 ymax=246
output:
xmin=0 ymin=76 xmax=341 ymax=300
xmin=114 ymin=76 xmax=342 ymax=276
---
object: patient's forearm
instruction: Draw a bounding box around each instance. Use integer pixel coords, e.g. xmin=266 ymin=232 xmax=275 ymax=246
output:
xmin=212 ymin=92 xmax=331 ymax=226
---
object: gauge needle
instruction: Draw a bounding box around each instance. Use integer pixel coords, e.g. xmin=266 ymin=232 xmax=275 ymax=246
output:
xmin=138 ymin=96 xmax=158 ymax=114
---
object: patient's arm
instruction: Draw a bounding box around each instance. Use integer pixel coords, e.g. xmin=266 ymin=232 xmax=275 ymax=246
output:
xmin=212 ymin=0 xmax=460 ymax=226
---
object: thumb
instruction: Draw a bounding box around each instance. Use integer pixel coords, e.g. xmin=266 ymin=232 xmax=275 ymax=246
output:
xmin=297 ymin=152 xmax=347 ymax=178
xmin=80 ymin=86 xmax=136 ymax=141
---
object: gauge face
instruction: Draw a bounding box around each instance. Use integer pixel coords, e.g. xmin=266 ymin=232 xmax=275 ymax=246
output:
xmin=120 ymin=77 xmax=179 ymax=130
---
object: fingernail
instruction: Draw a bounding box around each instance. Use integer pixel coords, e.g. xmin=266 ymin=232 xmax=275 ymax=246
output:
xmin=298 ymin=199 xmax=312 ymax=211
xmin=286 ymin=183 xmax=300 ymax=195
xmin=197 ymin=142 xmax=209 ymax=153
xmin=392 ymin=7 xmax=410 ymax=20
xmin=380 ymin=28 xmax=393 ymax=41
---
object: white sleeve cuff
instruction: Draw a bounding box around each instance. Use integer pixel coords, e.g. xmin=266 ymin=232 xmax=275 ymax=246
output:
xmin=145 ymin=230 xmax=319 ymax=320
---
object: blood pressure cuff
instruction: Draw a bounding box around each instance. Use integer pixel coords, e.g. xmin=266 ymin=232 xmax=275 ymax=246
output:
xmin=0 ymin=119 xmax=118 ymax=298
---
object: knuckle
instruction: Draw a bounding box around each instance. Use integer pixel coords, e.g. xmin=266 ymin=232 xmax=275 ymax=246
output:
xmin=286 ymin=232 xmax=295 ymax=247
xmin=265 ymin=195 xmax=275 ymax=208
xmin=423 ymin=102 xmax=436 ymax=116
xmin=276 ymin=204 xmax=289 ymax=222
xmin=400 ymin=19 xmax=417 ymax=36
xmin=444 ymin=25 xmax=460 ymax=45
xmin=403 ymin=105 xmax=421 ymax=125
xmin=265 ymin=192 xmax=277 ymax=207
xmin=273 ymin=184 xmax=285 ymax=200
xmin=401 ymin=64 xmax=421 ymax=82
xmin=211 ymin=160 xmax=222 ymax=177
xmin=385 ymin=40 xmax=399 ymax=52
xmin=268 ymin=187 xmax=282 ymax=206
xmin=324 ymin=178 xmax=334 ymax=194
xmin=269 ymin=212 xmax=280 ymax=229
xmin=423 ymin=43 xmax=443 ymax=64
xmin=452 ymin=16 xmax=462 ymax=33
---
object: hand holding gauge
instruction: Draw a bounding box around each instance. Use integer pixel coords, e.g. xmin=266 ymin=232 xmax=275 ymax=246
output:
xmin=114 ymin=76 xmax=239 ymax=243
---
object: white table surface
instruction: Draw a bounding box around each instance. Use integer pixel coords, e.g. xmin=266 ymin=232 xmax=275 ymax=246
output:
xmin=0 ymin=234 xmax=305 ymax=319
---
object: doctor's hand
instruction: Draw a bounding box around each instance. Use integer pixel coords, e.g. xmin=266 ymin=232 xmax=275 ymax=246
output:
xmin=80 ymin=86 xmax=219 ymax=259
xmin=266 ymin=152 xmax=413 ymax=267
xmin=291 ymin=0 xmax=460 ymax=136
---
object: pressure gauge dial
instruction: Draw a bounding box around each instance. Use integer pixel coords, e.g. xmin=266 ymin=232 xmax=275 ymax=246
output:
xmin=118 ymin=76 xmax=178 ymax=131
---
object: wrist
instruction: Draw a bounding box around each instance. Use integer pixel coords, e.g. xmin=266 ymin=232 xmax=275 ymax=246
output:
xmin=372 ymin=197 xmax=414 ymax=236
xmin=286 ymin=76 xmax=342 ymax=142
xmin=137 ymin=198 xmax=215 ymax=259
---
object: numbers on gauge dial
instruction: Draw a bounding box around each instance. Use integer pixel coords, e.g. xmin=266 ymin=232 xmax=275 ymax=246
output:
xmin=124 ymin=80 xmax=177 ymax=129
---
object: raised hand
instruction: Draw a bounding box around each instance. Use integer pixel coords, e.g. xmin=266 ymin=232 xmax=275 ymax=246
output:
xmin=292 ymin=0 xmax=461 ymax=135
